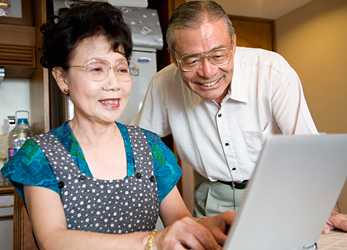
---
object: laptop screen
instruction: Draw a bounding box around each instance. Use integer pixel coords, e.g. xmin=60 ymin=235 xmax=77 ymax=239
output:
xmin=224 ymin=134 xmax=347 ymax=250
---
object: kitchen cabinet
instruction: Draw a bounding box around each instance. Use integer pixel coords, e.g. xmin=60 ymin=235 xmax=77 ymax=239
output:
xmin=0 ymin=0 xmax=36 ymax=78
xmin=0 ymin=25 xmax=36 ymax=78
xmin=0 ymin=0 xmax=33 ymax=26
xmin=0 ymin=185 xmax=14 ymax=250
xmin=1 ymin=1 xmax=49 ymax=249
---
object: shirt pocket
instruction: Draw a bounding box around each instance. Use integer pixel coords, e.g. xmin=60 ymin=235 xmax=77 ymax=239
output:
xmin=242 ymin=124 xmax=270 ymax=163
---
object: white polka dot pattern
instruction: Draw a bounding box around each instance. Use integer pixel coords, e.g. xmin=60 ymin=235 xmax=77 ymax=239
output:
xmin=33 ymin=125 xmax=159 ymax=234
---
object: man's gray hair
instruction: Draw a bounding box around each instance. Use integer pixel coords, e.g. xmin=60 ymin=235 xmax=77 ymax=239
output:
xmin=166 ymin=1 xmax=235 ymax=52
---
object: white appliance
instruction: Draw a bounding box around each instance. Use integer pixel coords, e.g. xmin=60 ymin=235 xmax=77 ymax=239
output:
xmin=106 ymin=0 xmax=148 ymax=8
xmin=52 ymin=1 xmax=163 ymax=124
xmin=51 ymin=0 xmax=147 ymax=9
xmin=121 ymin=49 xmax=157 ymax=124
xmin=118 ymin=6 xmax=163 ymax=124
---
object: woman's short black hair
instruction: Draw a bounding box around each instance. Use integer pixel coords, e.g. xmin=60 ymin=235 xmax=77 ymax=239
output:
xmin=41 ymin=2 xmax=133 ymax=69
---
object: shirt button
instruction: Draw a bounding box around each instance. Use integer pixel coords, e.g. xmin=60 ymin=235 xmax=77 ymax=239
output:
xmin=232 ymin=168 xmax=236 ymax=171
xmin=135 ymin=172 xmax=142 ymax=179
xmin=78 ymin=175 xmax=86 ymax=181
xmin=149 ymin=175 xmax=155 ymax=182
xmin=217 ymin=113 xmax=222 ymax=117
xmin=58 ymin=181 xmax=65 ymax=189
xmin=225 ymin=142 xmax=229 ymax=146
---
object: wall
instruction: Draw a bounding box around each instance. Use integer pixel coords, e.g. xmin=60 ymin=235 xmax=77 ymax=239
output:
xmin=275 ymin=0 xmax=347 ymax=212
xmin=275 ymin=0 xmax=347 ymax=133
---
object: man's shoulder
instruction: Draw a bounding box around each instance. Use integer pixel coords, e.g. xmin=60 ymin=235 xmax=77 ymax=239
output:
xmin=153 ymin=63 xmax=179 ymax=80
xmin=235 ymin=47 xmax=291 ymax=71
xmin=236 ymin=47 xmax=284 ymax=61
xmin=150 ymin=63 xmax=184 ymax=95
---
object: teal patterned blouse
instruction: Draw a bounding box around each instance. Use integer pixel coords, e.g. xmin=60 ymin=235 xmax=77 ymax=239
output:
xmin=1 ymin=122 xmax=182 ymax=203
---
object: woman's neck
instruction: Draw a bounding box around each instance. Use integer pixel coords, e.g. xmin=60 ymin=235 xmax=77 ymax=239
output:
xmin=69 ymin=117 xmax=119 ymax=146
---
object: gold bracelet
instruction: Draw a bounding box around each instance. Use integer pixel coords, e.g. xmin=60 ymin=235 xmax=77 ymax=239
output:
xmin=145 ymin=230 xmax=158 ymax=250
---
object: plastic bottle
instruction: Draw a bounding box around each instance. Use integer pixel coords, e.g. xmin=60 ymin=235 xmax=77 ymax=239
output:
xmin=7 ymin=111 xmax=33 ymax=160
xmin=7 ymin=115 xmax=16 ymax=133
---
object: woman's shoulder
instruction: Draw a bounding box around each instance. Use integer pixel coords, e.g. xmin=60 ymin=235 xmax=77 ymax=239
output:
xmin=2 ymin=136 xmax=48 ymax=175
xmin=6 ymin=138 xmax=43 ymax=166
xmin=1 ymin=137 xmax=59 ymax=198
xmin=118 ymin=123 xmax=160 ymax=140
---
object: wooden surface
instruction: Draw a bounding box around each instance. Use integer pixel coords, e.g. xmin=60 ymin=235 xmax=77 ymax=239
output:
xmin=13 ymin=194 xmax=38 ymax=250
xmin=6 ymin=0 xmax=49 ymax=249
xmin=229 ymin=15 xmax=274 ymax=50
xmin=0 ymin=24 xmax=35 ymax=46
xmin=0 ymin=0 xmax=33 ymax=26
xmin=0 ymin=24 xmax=36 ymax=78
xmin=318 ymin=231 xmax=347 ymax=250
xmin=0 ymin=185 xmax=14 ymax=195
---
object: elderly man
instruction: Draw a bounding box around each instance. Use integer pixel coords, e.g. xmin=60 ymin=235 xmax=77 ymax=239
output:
xmin=136 ymin=0 xmax=317 ymax=216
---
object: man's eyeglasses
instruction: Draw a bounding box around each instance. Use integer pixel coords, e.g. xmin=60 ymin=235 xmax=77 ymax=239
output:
xmin=175 ymin=47 xmax=233 ymax=72
xmin=69 ymin=58 xmax=131 ymax=82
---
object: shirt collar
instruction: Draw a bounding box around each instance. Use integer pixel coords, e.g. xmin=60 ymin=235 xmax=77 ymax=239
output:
xmin=225 ymin=47 xmax=249 ymax=103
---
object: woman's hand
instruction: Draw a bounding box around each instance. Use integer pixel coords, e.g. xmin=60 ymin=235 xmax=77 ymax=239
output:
xmin=195 ymin=210 xmax=236 ymax=246
xmin=154 ymin=216 xmax=222 ymax=250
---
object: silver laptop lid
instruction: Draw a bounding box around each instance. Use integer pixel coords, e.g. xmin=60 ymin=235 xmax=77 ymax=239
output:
xmin=224 ymin=134 xmax=347 ymax=250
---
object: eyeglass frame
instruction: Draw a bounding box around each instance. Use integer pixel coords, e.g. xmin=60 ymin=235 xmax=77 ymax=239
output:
xmin=174 ymin=44 xmax=234 ymax=72
xmin=68 ymin=57 xmax=132 ymax=82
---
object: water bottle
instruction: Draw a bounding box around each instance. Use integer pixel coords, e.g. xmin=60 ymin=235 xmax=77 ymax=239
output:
xmin=7 ymin=115 xmax=16 ymax=133
xmin=7 ymin=110 xmax=33 ymax=160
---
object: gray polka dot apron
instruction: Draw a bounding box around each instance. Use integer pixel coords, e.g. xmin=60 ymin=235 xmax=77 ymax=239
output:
xmin=33 ymin=125 xmax=159 ymax=234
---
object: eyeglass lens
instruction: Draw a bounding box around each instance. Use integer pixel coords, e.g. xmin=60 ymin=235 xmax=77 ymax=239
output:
xmin=179 ymin=48 xmax=232 ymax=71
xmin=81 ymin=59 xmax=131 ymax=81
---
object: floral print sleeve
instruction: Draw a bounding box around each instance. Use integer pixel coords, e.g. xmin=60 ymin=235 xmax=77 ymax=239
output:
xmin=143 ymin=129 xmax=182 ymax=202
xmin=1 ymin=138 xmax=59 ymax=198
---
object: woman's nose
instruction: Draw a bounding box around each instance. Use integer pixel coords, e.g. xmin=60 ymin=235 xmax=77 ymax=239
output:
xmin=103 ymin=69 xmax=121 ymax=90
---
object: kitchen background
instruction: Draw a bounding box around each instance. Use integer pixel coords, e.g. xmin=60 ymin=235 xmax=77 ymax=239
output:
xmin=0 ymin=0 xmax=346 ymax=249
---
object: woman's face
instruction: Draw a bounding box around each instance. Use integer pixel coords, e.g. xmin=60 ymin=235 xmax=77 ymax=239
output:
xmin=55 ymin=35 xmax=132 ymax=125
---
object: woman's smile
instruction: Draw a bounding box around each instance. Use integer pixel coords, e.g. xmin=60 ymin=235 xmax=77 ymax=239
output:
xmin=98 ymin=98 xmax=121 ymax=109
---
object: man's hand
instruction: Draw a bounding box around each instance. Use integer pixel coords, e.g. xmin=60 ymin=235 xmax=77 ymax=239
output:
xmin=330 ymin=212 xmax=347 ymax=231
xmin=154 ymin=216 xmax=222 ymax=250
xmin=322 ymin=208 xmax=347 ymax=233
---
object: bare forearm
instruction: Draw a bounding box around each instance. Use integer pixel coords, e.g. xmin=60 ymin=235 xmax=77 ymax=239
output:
xmin=37 ymin=229 xmax=150 ymax=250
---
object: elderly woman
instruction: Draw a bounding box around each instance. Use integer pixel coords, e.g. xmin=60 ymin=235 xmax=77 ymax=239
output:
xmin=1 ymin=2 xmax=233 ymax=250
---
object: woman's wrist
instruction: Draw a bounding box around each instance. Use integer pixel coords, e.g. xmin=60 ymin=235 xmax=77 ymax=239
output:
xmin=145 ymin=230 xmax=158 ymax=250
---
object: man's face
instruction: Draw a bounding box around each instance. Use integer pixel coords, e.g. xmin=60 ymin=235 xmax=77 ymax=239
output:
xmin=173 ymin=18 xmax=236 ymax=104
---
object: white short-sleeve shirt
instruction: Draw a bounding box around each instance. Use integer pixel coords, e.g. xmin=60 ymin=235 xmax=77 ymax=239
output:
xmin=135 ymin=47 xmax=318 ymax=182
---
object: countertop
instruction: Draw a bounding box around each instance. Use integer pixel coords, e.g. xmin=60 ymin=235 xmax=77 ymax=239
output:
xmin=318 ymin=231 xmax=347 ymax=250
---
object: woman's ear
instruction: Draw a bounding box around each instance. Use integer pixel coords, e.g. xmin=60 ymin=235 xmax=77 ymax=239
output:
xmin=52 ymin=67 xmax=69 ymax=95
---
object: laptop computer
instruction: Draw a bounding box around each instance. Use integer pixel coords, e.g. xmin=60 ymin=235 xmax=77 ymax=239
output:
xmin=224 ymin=134 xmax=347 ymax=250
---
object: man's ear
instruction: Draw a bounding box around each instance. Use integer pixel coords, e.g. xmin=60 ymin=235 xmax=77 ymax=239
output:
xmin=231 ymin=34 xmax=237 ymax=50
xmin=52 ymin=67 xmax=69 ymax=95
xmin=169 ymin=51 xmax=178 ymax=66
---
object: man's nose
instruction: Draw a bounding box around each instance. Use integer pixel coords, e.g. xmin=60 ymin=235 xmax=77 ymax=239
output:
xmin=197 ymin=57 xmax=217 ymax=77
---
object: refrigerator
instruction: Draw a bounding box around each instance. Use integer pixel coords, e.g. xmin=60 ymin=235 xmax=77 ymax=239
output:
xmin=49 ymin=1 xmax=163 ymax=125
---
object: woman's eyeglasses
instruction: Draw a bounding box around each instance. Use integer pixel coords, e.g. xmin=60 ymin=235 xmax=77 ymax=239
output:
xmin=69 ymin=58 xmax=131 ymax=82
